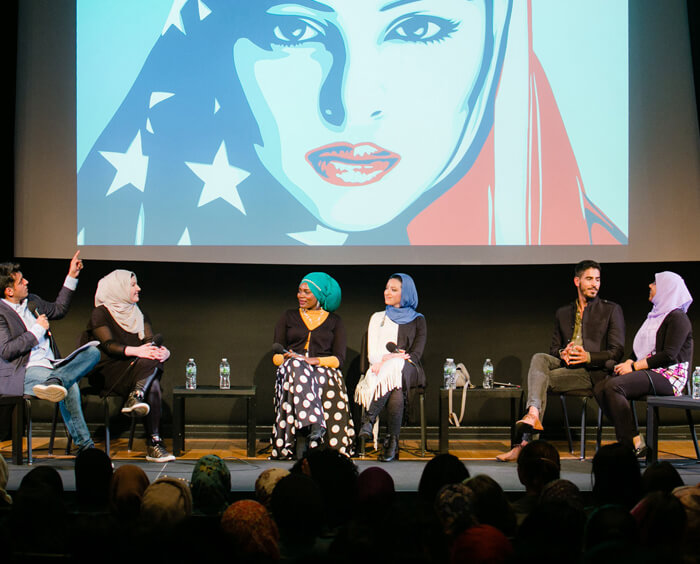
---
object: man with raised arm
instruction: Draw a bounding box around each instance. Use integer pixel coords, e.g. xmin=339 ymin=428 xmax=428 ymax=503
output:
xmin=497 ymin=259 xmax=625 ymax=462
xmin=0 ymin=252 xmax=100 ymax=453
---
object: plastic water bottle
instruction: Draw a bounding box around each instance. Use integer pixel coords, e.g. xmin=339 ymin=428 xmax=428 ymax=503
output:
xmin=443 ymin=358 xmax=456 ymax=389
xmin=692 ymin=366 xmax=700 ymax=400
xmin=219 ymin=358 xmax=231 ymax=390
xmin=185 ymin=358 xmax=197 ymax=389
xmin=483 ymin=358 xmax=494 ymax=389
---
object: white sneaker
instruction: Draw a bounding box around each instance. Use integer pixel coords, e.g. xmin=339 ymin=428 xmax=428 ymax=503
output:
xmin=33 ymin=380 xmax=67 ymax=402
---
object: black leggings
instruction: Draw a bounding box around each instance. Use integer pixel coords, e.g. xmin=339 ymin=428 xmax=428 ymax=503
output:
xmin=367 ymin=388 xmax=404 ymax=437
xmin=134 ymin=368 xmax=162 ymax=438
xmin=593 ymin=370 xmax=674 ymax=447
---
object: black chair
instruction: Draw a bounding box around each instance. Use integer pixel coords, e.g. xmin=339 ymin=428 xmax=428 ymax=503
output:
xmin=63 ymin=385 xmax=136 ymax=457
xmin=549 ymin=389 xmax=603 ymax=460
xmin=0 ymin=395 xmax=67 ymax=465
xmin=358 ymin=386 xmax=427 ymax=457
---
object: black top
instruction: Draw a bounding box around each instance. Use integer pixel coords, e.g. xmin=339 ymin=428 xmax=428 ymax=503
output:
xmin=274 ymin=309 xmax=347 ymax=366
xmin=360 ymin=315 xmax=428 ymax=390
xmin=632 ymin=308 xmax=694 ymax=368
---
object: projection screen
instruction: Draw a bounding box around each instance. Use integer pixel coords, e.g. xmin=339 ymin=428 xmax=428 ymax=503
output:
xmin=14 ymin=0 xmax=700 ymax=264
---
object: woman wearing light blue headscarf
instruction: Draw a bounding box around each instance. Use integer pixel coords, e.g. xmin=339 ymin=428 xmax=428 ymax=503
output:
xmin=594 ymin=271 xmax=693 ymax=457
xmin=355 ymin=274 xmax=427 ymax=461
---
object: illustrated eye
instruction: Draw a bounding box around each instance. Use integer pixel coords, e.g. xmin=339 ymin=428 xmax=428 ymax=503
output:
xmin=385 ymin=14 xmax=458 ymax=44
xmin=272 ymin=17 xmax=324 ymax=46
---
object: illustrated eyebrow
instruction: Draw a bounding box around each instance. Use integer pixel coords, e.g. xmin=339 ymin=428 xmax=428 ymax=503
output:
xmin=268 ymin=0 xmax=335 ymax=13
xmin=380 ymin=0 xmax=422 ymax=11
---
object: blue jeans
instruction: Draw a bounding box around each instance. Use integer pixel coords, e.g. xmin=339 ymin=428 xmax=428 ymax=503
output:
xmin=24 ymin=346 xmax=101 ymax=448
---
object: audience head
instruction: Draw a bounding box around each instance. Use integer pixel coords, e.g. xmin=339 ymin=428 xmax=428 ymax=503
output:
xmin=18 ymin=465 xmax=64 ymax=496
xmin=641 ymin=461 xmax=683 ymax=495
xmin=434 ymin=483 xmax=477 ymax=537
xmin=631 ymin=491 xmax=686 ymax=550
xmin=516 ymin=500 xmax=586 ymax=562
xmin=255 ymin=467 xmax=290 ymax=509
xmin=517 ymin=440 xmax=560 ymax=494
xmin=584 ymin=504 xmax=639 ymax=551
xmin=190 ymin=454 xmax=231 ymax=515
xmin=418 ymin=453 xmax=470 ymax=505
xmin=140 ymin=477 xmax=193 ymax=529
xmin=109 ymin=464 xmax=150 ymax=519
xmin=463 ymin=474 xmax=516 ymax=537
xmin=357 ymin=466 xmax=396 ymax=511
xmin=540 ymin=478 xmax=584 ymax=512
xmin=592 ymin=442 xmax=642 ymax=509
xmin=0 ymin=454 xmax=11 ymax=505
xmin=451 ymin=524 xmax=513 ymax=564
xmin=75 ymin=447 xmax=113 ymax=508
xmin=291 ymin=446 xmax=358 ymax=528
xmin=673 ymin=483 xmax=700 ymax=558
xmin=271 ymin=473 xmax=323 ymax=546
xmin=221 ymin=499 xmax=280 ymax=561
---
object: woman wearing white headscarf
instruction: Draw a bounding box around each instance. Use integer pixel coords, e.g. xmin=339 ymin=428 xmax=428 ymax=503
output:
xmin=594 ymin=272 xmax=693 ymax=456
xmin=84 ymin=270 xmax=174 ymax=462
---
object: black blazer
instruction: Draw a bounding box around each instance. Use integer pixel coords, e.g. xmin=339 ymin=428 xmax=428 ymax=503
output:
xmin=0 ymin=286 xmax=74 ymax=396
xmin=549 ymin=296 xmax=625 ymax=371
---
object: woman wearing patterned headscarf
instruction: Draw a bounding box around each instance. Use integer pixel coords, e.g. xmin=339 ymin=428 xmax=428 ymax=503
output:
xmin=190 ymin=454 xmax=231 ymax=515
xmin=355 ymin=273 xmax=426 ymax=461
xmin=594 ymin=271 xmax=694 ymax=456
xmin=84 ymin=269 xmax=174 ymax=462
xmin=270 ymin=272 xmax=354 ymax=459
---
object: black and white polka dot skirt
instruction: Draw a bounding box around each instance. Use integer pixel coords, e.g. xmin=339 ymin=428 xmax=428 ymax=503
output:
xmin=271 ymin=359 xmax=355 ymax=459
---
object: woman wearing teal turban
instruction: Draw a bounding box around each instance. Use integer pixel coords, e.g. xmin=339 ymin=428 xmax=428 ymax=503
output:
xmin=271 ymin=273 xmax=355 ymax=459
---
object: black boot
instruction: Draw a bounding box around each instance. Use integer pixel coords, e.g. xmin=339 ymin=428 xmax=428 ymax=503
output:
xmin=308 ymin=423 xmax=325 ymax=443
xmin=379 ymin=435 xmax=399 ymax=462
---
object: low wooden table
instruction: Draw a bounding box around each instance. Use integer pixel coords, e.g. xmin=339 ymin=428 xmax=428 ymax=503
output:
xmin=172 ymin=385 xmax=257 ymax=457
xmin=645 ymin=394 xmax=700 ymax=464
xmin=438 ymin=387 xmax=523 ymax=454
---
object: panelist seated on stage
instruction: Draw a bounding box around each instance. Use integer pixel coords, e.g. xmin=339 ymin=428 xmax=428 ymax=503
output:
xmin=497 ymin=259 xmax=625 ymax=462
xmin=355 ymin=273 xmax=427 ymax=462
xmin=83 ymin=269 xmax=175 ymax=463
xmin=270 ymin=272 xmax=355 ymax=460
xmin=594 ymin=271 xmax=694 ymax=457
xmin=0 ymin=253 xmax=100 ymax=453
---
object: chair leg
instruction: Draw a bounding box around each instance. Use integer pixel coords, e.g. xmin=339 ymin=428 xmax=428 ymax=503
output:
xmin=128 ymin=417 xmax=136 ymax=452
xmin=359 ymin=406 xmax=366 ymax=457
xmin=631 ymin=400 xmax=639 ymax=432
xmin=579 ymin=397 xmax=588 ymax=460
xmin=10 ymin=399 xmax=24 ymax=465
xmin=103 ymin=400 xmax=111 ymax=458
xmin=48 ymin=403 xmax=60 ymax=455
xmin=686 ymin=409 xmax=700 ymax=460
xmin=596 ymin=407 xmax=603 ymax=452
xmin=24 ymin=399 xmax=33 ymax=465
xmin=419 ymin=392 xmax=426 ymax=457
xmin=560 ymin=395 xmax=574 ymax=454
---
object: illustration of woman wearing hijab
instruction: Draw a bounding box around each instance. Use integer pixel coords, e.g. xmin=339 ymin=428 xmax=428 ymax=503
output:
xmin=77 ymin=0 xmax=627 ymax=246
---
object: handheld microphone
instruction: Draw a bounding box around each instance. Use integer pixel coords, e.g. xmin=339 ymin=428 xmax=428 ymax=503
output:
xmin=28 ymin=302 xmax=51 ymax=337
xmin=272 ymin=343 xmax=289 ymax=355
xmin=151 ymin=333 xmax=164 ymax=347
xmin=386 ymin=342 xmax=414 ymax=365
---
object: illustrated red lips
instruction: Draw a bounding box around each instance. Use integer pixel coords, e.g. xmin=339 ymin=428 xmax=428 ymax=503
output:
xmin=306 ymin=143 xmax=400 ymax=186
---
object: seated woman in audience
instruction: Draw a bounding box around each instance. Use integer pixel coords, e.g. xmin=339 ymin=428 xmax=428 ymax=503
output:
xmin=84 ymin=269 xmax=174 ymax=462
xmin=594 ymin=271 xmax=693 ymax=456
xmin=270 ymin=272 xmax=354 ymax=459
xmin=355 ymin=273 xmax=426 ymax=461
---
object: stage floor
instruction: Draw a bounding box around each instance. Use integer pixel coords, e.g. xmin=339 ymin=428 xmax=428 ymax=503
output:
xmin=3 ymin=437 xmax=700 ymax=494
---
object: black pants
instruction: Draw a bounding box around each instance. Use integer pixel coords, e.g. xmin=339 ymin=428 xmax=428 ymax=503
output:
xmin=594 ymin=370 xmax=674 ymax=447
